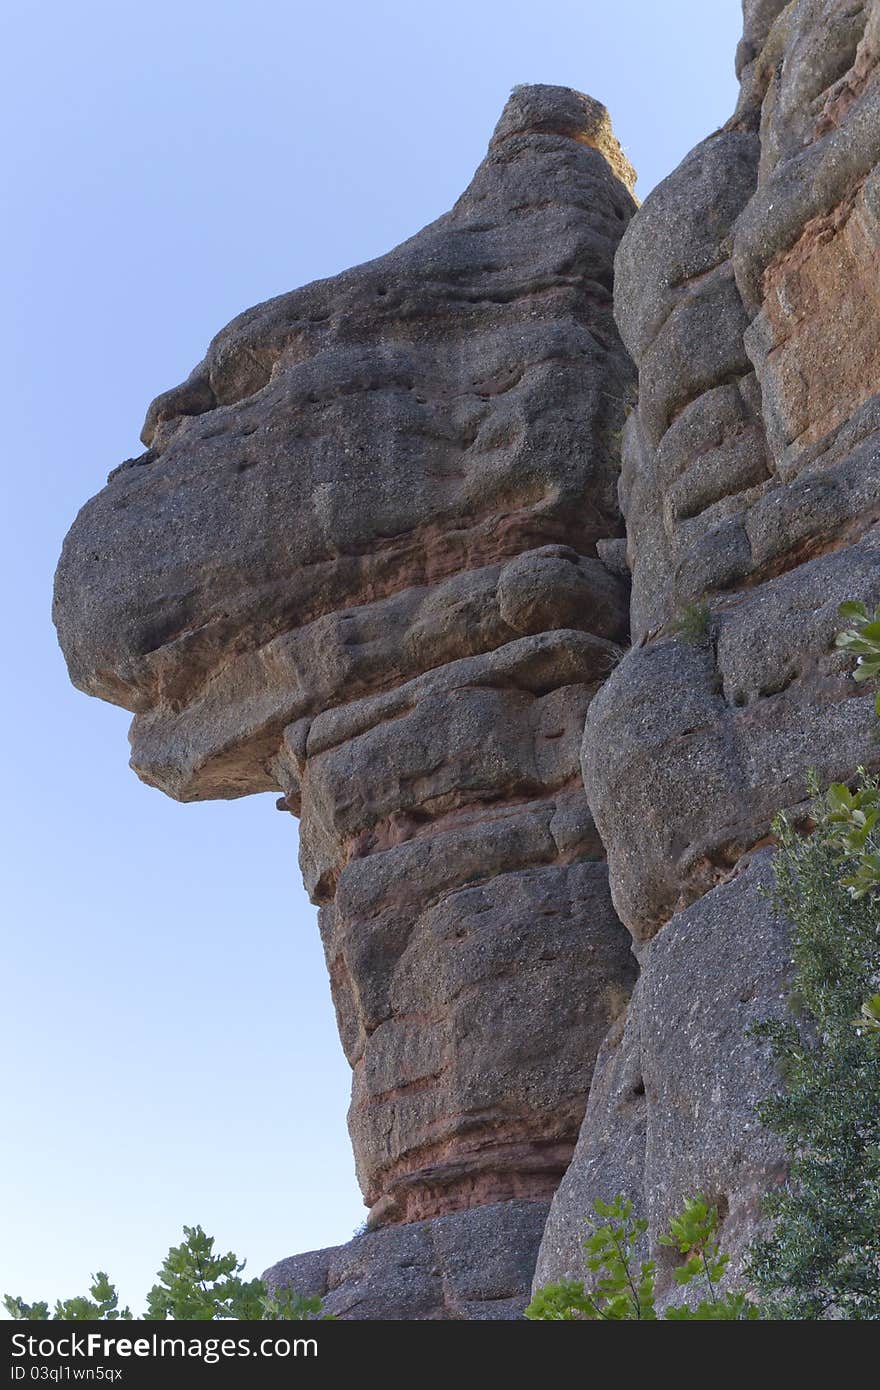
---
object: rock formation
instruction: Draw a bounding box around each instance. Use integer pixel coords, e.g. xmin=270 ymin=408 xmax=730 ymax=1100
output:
xmin=537 ymin=0 xmax=880 ymax=1295
xmin=54 ymin=0 xmax=880 ymax=1319
xmin=264 ymin=1200 xmax=552 ymax=1321
xmin=54 ymin=85 xmax=639 ymax=1317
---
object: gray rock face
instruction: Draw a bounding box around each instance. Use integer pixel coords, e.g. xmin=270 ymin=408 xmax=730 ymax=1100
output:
xmin=535 ymin=855 xmax=791 ymax=1299
xmin=588 ymin=0 xmax=880 ymax=944
xmin=538 ymin=0 xmax=880 ymax=1292
xmin=264 ymin=1199 xmax=551 ymax=1320
xmin=53 ymin=85 xmax=638 ymax=1316
xmin=533 ymin=985 xmax=646 ymax=1290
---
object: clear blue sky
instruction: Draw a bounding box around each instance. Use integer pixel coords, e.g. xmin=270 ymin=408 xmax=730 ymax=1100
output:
xmin=1 ymin=0 xmax=741 ymax=1313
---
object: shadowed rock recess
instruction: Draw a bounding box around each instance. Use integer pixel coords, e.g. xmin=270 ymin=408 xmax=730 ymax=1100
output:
xmin=54 ymin=0 xmax=880 ymax=1321
xmin=54 ymin=85 xmax=639 ymax=1318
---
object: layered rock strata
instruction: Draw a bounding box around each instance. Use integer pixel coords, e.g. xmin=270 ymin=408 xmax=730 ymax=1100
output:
xmin=538 ymin=0 xmax=880 ymax=1295
xmin=54 ymin=86 xmax=639 ymax=1316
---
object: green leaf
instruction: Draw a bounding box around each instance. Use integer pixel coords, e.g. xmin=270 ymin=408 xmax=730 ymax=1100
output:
xmin=838 ymin=601 xmax=868 ymax=621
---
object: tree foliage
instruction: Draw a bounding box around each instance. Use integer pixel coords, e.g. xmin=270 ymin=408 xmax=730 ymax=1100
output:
xmin=836 ymin=600 xmax=880 ymax=718
xmin=747 ymin=790 xmax=880 ymax=1319
xmin=4 ymin=1273 xmax=132 ymax=1322
xmin=4 ymin=1226 xmax=331 ymax=1322
xmin=525 ymin=1195 xmax=758 ymax=1320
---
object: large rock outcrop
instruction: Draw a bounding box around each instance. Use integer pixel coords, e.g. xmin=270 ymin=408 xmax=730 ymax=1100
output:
xmin=54 ymin=2 xmax=880 ymax=1320
xmin=264 ymin=1200 xmax=551 ymax=1321
xmin=537 ymin=0 xmax=880 ymax=1294
xmin=54 ymin=85 xmax=639 ymax=1317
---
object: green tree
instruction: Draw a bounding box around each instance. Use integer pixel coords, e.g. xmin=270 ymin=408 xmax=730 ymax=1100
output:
xmin=748 ymin=796 xmax=880 ymax=1318
xmin=4 ymin=1273 xmax=132 ymax=1322
xmin=4 ymin=1226 xmax=331 ymax=1322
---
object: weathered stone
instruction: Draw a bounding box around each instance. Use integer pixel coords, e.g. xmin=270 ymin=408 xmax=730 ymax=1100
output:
xmin=613 ymin=130 xmax=760 ymax=365
xmin=585 ymin=535 xmax=880 ymax=940
xmin=592 ymin=0 xmax=880 ymax=945
xmin=533 ymin=982 xmax=646 ymax=1290
xmin=536 ymin=854 xmax=791 ymax=1302
xmin=613 ymin=125 xmax=769 ymax=632
xmin=53 ymin=0 xmax=880 ymax=1321
xmin=336 ymin=861 xmax=635 ymax=1222
xmin=264 ymin=1199 xmax=551 ymax=1321
xmin=53 ymin=84 xmax=638 ymax=1318
xmin=55 ymin=85 xmax=637 ymax=748
xmin=745 ymin=168 xmax=880 ymax=468
xmin=544 ymin=0 xmax=880 ymax=1297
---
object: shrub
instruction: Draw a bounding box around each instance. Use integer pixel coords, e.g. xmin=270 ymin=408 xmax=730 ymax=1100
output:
xmin=525 ymin=1194 xmax=758 ymax=1320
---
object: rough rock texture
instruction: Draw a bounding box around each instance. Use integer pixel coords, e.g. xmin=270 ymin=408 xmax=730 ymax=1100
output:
xmin=590 ymin=0 xmax=880 ymax=942
xmin=535 ymin=854 xmax=791 ymax=1300
xmin=538 ymin=0 xmax=880 ymax=1290
xmin=54 ymin=86 xmax=639 ymax=1316
xmin=264 ymin=1199 xmax=551 ymax=1321
xmin=55 ymin=2 xmax=880 ymax=1320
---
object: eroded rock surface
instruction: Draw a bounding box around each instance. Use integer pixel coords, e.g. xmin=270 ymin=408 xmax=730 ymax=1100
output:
xmin=56 ymin=2 xmax=880 ymax=1319
xmin=54 ymin=85 xmax=639 ymax=1316
xmin=264 ymin=1199 xmax=551 ymax=1321
xmin=539 ymin=0 xmax=880 ymax=1291
xmin=535 ymin=854 xmax=791 ymax=1299
xmin=591 ymin=0 xmax=880 ymax=942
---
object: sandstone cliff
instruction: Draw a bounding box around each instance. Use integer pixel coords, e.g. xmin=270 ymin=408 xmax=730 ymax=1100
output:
xmin=55 ymin=85 xmax=639 ymax=1317
xmin=53 ymin=0 xmax=880 ymax=1320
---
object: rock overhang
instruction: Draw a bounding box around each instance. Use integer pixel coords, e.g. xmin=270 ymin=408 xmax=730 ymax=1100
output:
xmin=53 ymin=83 xmax=638 ymax=804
